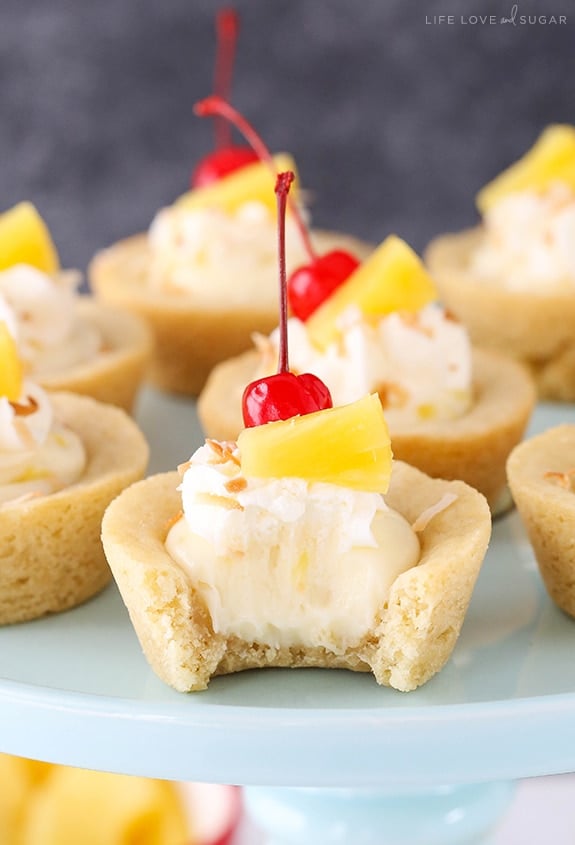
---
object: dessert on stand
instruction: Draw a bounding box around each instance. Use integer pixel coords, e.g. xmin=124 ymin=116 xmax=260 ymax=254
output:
xmin=101 ymin=172 xmax=491 ymax=696
xmin=0 ymin=202 xmax=151 ymax=413
xmin=426 ymin=125 xmax=575 ymax=401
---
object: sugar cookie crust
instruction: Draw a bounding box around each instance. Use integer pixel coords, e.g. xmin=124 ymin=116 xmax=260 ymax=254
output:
xmin=0 ymin=393 xmax=149 ymax=624
xmin=37 ymin=299 xmax=152 ymax=412
xmin=507 ymin=424 xmax=575 ymax=618
xmin=426 ymin=227 xmax=575 ymax=400
xmin=102 ymin=461 xmax=491 ymax=692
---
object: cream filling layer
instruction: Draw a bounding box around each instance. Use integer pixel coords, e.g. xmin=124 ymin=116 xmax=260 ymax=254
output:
xmin=165 ymin=443 xmax=419 ymax=651
xmin=0 ymin=383 xmax=86 ymax=505
xmin=147 ymin=201 xmax=309 ymax=307
xmin=0 ymin=264 xmax=101 ymax=376
xmin=258 ymin=304 xmax=472 ymax=425
xmin=471 ymin=183 xmax=575 ymax=289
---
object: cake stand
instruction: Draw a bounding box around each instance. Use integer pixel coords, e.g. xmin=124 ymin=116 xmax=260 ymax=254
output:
xmin=0 ymin=388 xmax=574 ymax=844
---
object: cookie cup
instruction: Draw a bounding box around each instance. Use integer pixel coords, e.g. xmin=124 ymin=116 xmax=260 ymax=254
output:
xmin=507 ymin=425 xmax=575 ymax=618
xmin=37 ymin=299 xmax=152 ymax=413
xmin=0 ymin=393 xmax=149 ymax=625
xmin=198 ymin=346 xmax=536 ymax=510
xmin=426 ymin=228 xmax=575 ymax=400
xmin=102 ymin=461 xmax=491 ymax=693
xmin=89 ymin=231 xmax=373 ymax=396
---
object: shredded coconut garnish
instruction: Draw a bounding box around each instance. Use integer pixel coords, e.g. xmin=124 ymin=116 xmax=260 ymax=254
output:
xmin=543 ymin=468 xmax=575 ymax=492
xmin=411 ymin=493 xmax=458 ymax=532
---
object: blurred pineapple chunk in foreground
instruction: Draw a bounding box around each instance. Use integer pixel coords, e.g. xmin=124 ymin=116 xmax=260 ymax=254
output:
xmin=0 ymin=753 xmax=189 ymax=845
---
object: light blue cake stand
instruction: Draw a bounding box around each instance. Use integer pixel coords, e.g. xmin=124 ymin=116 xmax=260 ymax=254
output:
xmin=0 ymin=389 xmax=574 ymax=844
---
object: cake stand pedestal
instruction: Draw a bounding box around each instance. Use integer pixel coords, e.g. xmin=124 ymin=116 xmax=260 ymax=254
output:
xmin=0 ymin=391 xmax=573 ymax=845
xmin=243 ymin=783 xmax=514 ymax=844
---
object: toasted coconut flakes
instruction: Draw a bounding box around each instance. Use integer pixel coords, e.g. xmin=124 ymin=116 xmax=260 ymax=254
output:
xmin=205 ymin=439 xmax=241 ymax=466
xmin=543 ymin=469 xmax=575 ymax=492
xmin=412 ymin=493 xmax=458 ymax=532
xmin=177 ymin=460 xmax=191 ymax=478
xmin=225 ymin=476 xmax=248 ymax=494
xmin=195 ymin=493 xmax=244 ymax=511
xmin=10 ymin=396 xmax=39 ymax=417
xmin=377 ymin=381 xmax=410 ymax=409
xmin=398 ymin=311 xmax=434 ymax=337
xmin=443 ymin=308 xmax=460 ymax=323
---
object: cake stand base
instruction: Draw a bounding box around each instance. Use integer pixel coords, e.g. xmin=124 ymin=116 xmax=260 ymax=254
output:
xmin=243 ymin=782 xmax=515 ymax=845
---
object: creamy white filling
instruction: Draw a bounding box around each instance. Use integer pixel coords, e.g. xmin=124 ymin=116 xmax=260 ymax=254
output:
xmin=165 ymin=441 xmax=420 ymax=651
xmin=0 ymin=382 xmax=86 ymax=505
xmin=471 ymin=183 xmax=575 ymax=289
xmin=147 ymin=201 xmax=309 ymax=307
xmin=0 ymin=264 xmax=101 ymax=376
xmin=258 ymin=304 xmax=472 ymax=425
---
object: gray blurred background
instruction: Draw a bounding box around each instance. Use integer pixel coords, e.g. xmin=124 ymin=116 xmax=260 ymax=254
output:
xmin=1 ymin=0 xmax=573 ymax=272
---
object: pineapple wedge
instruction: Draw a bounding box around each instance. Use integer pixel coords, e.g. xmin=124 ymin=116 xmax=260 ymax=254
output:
xmin=22 ymin=768 xmax=189 ymax=845
xmin=306 ymin=235 xmax=437 ymax=351
xmin=0 ymin=202 xmax=59 ymax=274
xmin=238 ymin=393 xmax=393 ymax=493
xmin=0 ymin=322 xmax=23 ymax=401
xmin=477 ymin=124 xmax=575 ymax=214
xmin=175 ymin=153 xmax=298 ymax=215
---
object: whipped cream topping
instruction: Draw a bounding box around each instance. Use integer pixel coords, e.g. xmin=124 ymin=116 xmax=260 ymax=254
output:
xmin=257 ymin=303 xmax=472 ymax=425
xmin=0 ymin=382 xmax=86 ymax=505
xmin=147 ymin=201 xmax=309 ymax=307
xmin=0 ymin=265 xmax=101 ymax=376
xmin=165 ymin=440 xmax=420 ymax=651
xmin=471 ymin=182 xmax=575 ymax=289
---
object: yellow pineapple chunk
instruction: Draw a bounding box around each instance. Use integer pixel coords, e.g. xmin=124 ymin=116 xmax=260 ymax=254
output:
xmin=176 ymin=153 xmax=298 ymax=215
xmin=477 ymin=124 xmax=575 ymax=214
xmin=306 ymin=235 xmax=437 ymax=351
xmin=0 ymin=322 xmax=23 ymax=401
xmin=238 ymin=393 xmax=392 ymax=493
xmin=0 ymin=202 xmax=59 ymax=274
xmin=22 ymin=768 xmax=189 ymax=845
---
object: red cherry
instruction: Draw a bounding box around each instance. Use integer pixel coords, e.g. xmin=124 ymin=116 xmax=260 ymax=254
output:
xmin=192 ymin=146 xmax=259 ymax=188
xmin=288 ymin=249 xmax=361 ymax=320
xmin=242 ymin=171 xmax=332 ymax=428
xmin=191 ymin=9 xmax=258 ymax=188
xmin=194 ymin=96 xmax=363 ymax=314
xmin=242 ymin=371 xmax=332 ymax=427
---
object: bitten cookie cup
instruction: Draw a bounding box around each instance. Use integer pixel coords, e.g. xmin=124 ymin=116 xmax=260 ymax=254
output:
xmin=0 ymin=393 xmax=149 ymax=625
xmin=507 ymin=425 xmax=575 ymax=619
xmin=37 ymin=300 xmax=153 ymax=413
xmin=425 ymin=228 xmax=575 ymax=401
xmin=101 ymin=461 xmax=491 ymax=693
xmin=198 ymin=346 xmax=536 ymax=511
xmin=88 ymin=231 xmax=373 ymax=396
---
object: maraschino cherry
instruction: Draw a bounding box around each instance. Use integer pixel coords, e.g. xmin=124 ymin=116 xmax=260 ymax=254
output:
xmin=242 ymin=172 xmax=332 ymax=427
xmin=193 ymin=95 xmax=360 ymax=320
xmin=191 ymin=9 xmax=259 ymax=188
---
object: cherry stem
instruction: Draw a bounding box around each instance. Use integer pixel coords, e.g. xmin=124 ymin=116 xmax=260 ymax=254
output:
xmin=275 ymin=171 xmax=294 ymax=374
xmin=194 ymin=95 xmax=318 ymax=261
xmin=213 ymin=9 xmax=239 ymax=150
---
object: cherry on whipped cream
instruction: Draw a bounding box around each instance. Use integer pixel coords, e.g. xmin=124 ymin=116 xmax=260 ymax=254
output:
xmin=242 ymin=171 xmax=332 ymax=427
xmin=193 ymin=95 xmax=360 ymax=318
